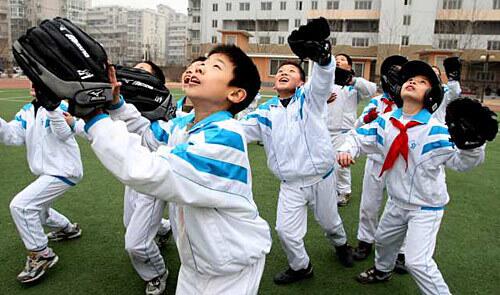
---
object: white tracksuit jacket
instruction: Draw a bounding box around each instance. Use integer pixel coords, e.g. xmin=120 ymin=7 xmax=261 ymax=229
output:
xmin=354 ymin=92 xmax=398 ymax=164
xmin=327 ymin=77 xmax=377 ymax=135
xmin=339 ymin=108 xmax=485 ymax=209
xmin=432 ymin=81 xmax=462 ymax=124
xmin=0 ymin=101 xmax=83 ymax=179
xmin=240 ymin=61 xmax=335 ymax=185
xmin=84 ymin=107 xmax=272 ymax=276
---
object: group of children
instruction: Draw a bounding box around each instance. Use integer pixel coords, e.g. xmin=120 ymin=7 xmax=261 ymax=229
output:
xmin=0 ymin=21 xmax=489 ymax=295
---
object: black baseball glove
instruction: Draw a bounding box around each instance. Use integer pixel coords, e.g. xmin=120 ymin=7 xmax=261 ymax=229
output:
xmin=13 ymin=17 xmax=112 ymax=117
xmin=443 ymin=57 xmax=461 ymax=82
xmin=288 ymin=17 xmax=332 ymax=65
xmin=445 ymin=97 xmax=498 ymax=150
xmin=334 ymin=67 xmax=354 ymax=86
xmin=116 ymin=65 xmax=176 ymax=121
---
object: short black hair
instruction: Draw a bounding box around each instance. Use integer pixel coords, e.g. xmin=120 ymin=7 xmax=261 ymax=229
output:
xmin=208 ymin=45 xmax=261 ymax=116
xmin=278 ymin=61 xmax=306 ymax=82
xmin=189 ymin=56 xmax=207 ymax=65
xmin=336 ymin=53 xmax=352 ymax=66
xmin=143 ymin=60 xmax=166 ymax=85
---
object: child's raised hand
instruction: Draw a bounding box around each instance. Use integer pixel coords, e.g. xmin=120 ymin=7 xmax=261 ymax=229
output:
xmin=63 ymin=112 xmax=75 ymax=129
xmin=107 ymin=62 xmax=121 ymax=105
xmin=336 ymin=152 xmax=355 ymax=168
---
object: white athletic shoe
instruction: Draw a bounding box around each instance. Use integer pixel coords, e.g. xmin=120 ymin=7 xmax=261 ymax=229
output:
xmin=47 ymin=223 xmax=82 ymax=242
xmin=17 ymin=248 xmax=59 ymax=283
xmin=145 ymin=271 xmax=168 ymax=295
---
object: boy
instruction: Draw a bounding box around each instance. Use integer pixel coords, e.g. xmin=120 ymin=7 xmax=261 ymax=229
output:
xmin=337 ymin=60 xmax=486 ymax=294
xmin=351 ymin=55 xmax=407 ymax=261
xmin=328 ymin=53 xmax=377 ymax=206
xmin=176 ymin=57 xmax=207 ymax=117
xmin=241 ymin=20 xmax=353 ymax=285
xmin=81 ymin=45 xmax=271 ymax=294
xmin=0 ymin=88 xmax=82 ymax=283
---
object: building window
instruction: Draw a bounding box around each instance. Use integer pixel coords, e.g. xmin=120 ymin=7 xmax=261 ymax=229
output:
xmin=404 ymin=0 xmax=412 ymax=5
xmin=193 ymin=16 xmax=200 ymax=23
xmin=401 ymin=35 xmax=409 ymax=46
xmin=442 ymin=0 xmax=462 ymax=9
xmin=353 ymin=62 xmax=365 ymax=77
xmin=494 ymin=0 xmax=500 ymax=9
xmin=403 ymin=15 xmax=411 ymax=26
xmin=240 ymin=2 xmax=250 ymax=11
xmin=213 ymin=3 xmax=218 ymax=11
xmin=311 ymin=1 xmax=318 ymax=9
xmin=226 ymin=35 xmax=237 ymax=45
xmin=355 ymin=1 xmax=372 ymax=10
xmin=438 ymin=39 xmax=458 ymax=49
xmin=211 ymin=36 xmax=218 ymax=44
xmin=295 ymin=19 xmax=301 ymax=27
xmin=191 ymin=30 xmax=200 ymax=40
xmin=330 ymin=37 xmax=337 ymax=46
xmin=280 ymin=1 xmax=287 ymax=10
xmin=212 ymin=20 xmax=218 ymax=28
xmin=327 ymin=1 xmax=339 ymax=9
xmin=278 ymin=36 xmax=285 ymax=44
xmin=261 ymin=2 xmax=272 ymax=10
xmin=352 ymin=37 xmax=369 ymax=47
xmin=296 ymin=1 xmax=303 ymax=10
xmin=476 ymin=71 xmax=495 ymax=81
xmin=226 ymin=2 xmax=232 ymax=11
xmin=192 ymin=44 xmax=200 ymax=53
xmin=487 ymin=40 xmax=500 ymax=50
xmin=259 ymin=36 xmax=271 ymax=44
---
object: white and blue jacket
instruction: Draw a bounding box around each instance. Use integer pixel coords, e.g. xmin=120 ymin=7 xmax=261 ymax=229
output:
xmin=433 ymin=80 xmax=462 ymax=124
xmin=85 ymin=106 xmax=271 ymax=276
xmin=0 ymin=101 xmax=83 ymax=180
xmin=240 ymin=61 xmax=335 ymax=186
xmin=327 ymin=76 xmax=377 ymax=136
xmin=339 ymin=108 xmax=485 ymax=209
xmin=354 ymin=92 xmax=399 ymax=163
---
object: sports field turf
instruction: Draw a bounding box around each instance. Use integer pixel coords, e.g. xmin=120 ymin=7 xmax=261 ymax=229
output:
xmin=0 ymin=88 xmax=498 ymax=294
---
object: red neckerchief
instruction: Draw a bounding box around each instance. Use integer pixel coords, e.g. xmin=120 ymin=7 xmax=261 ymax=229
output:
xmin=380 ymin=97 xmax=395 ymax=113
xmin=379 ymin=117 xmax=421 ymax=177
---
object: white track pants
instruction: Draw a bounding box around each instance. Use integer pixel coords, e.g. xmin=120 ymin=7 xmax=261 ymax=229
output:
xmin=276 ymin=172 xmax=347 ymax=271
xmin=375 ymin=200 xmax=450 ymax=295
xmin=357 ymin=158 xmax=386 ymax=243
xmin=9 ymin=175 xmax=78 ymax=252
xmin=175 ymin=256 xmax=265 ymax=295
xmin=331 ymin=133 xmax=352 ymax=195
xmin=123 ymin=186 xmax=167 ymax=281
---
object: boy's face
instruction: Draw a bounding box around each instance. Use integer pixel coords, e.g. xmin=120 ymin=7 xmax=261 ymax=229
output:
xmin=401 ymin=75 xmax=432 ymax=104
xmin=335 ymin=55 xmax=351 ymax=71
xmin=30 ymin=87 xmax=36 ymax=99
xmin=274 ymin=64 xmax=304 ymax=94
xmin=184 ymin=53 xmax=241 ymax=106
xmin=181 ymin=61 xmax=203 ymax=89
xmin=134 ymin=62 xmax=153 ymax=74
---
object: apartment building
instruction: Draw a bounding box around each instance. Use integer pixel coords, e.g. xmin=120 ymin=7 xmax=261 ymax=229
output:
xmin=188 ymin=0 xmax=500 ymax=91
xmin=167 ymin=12 xmax=188 ymax=65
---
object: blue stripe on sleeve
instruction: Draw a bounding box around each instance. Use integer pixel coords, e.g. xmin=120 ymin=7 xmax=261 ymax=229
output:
xmin=171 ymin=143 xmax=248 ymax=184
xmin=150 ymin=121 xmax=170 ymax=143
xmin=58 ymin=102 xmax=68 ymax=112
xmin=377 ymin=134 xmax=384 ymax=145
xmin=375 ymin=116 xmax=386 ymax=129
xmin=245 ymin=114 xmax=272 ymax=129
xmin=15 ymin=115 xmax=27 ymax=129
xmin=204 ymin=127 xmax=245 ymax=152
xmin=84 ymin=114 xmax=109 ymax=133
xmin=369 ymin=98 xmax=379 ymax=106
xmin=421 ymin=140 xmax=454 ymax=155
xmin=107 ymin=96 xmax=125 ymax=110
xmin=356 ymin=127 xmax=377 ymax=136
xmin=428 ymin=126 xmax=449 ymax=136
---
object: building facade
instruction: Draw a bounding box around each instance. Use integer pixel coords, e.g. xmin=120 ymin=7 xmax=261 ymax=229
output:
xmin=0 ymin=0 xmax=10 ymax=70
xmin=188 ymin=0 xmax=500 ymax=91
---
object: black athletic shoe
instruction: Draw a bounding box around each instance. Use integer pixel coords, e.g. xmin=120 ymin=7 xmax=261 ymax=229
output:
xmin=394 ymin=253 xmax=408 ymax=274
xmin=273 ymin=262 xmax=313 ymax=285
xmin=356 ymin=267 xmax=392 ymax=284
xmin=335 ymin=244 xmax=354 ymax=267
xmin=353 ymin=241 xmax=373 ymax=261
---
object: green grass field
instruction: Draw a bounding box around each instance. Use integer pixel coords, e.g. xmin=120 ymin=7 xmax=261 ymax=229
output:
xmin=0 ymin=89 xmax=498 ymax=294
